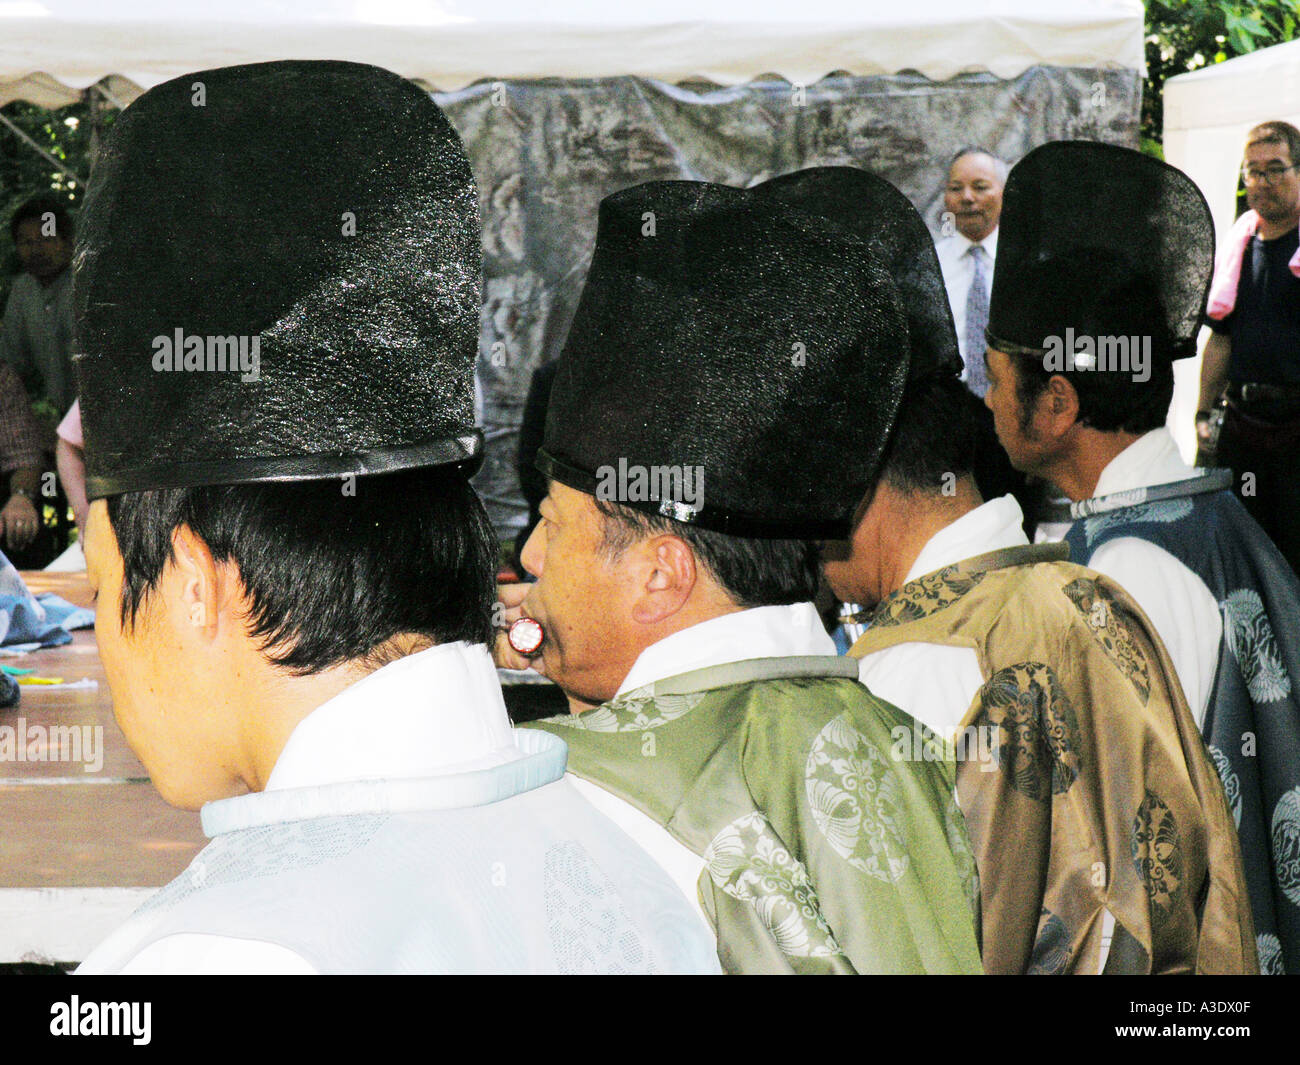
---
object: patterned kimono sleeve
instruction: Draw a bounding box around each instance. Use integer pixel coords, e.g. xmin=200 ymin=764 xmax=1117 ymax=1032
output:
xmin=709 ymin=683 xmax=984 ymax=975
xmin=955 ymin=664 xmax=1060 ymax=973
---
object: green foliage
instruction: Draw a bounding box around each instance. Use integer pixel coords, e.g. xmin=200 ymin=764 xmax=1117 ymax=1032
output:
xmin=1140 ymin=135 xmax=1167 ymax=161
xmin=1145 ymin=0 xmax=1300 ymax=146
xmin=0 ymin=97 xmax=110 ymax=306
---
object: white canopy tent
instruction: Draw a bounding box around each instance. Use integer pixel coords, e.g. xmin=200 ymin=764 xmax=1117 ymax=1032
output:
xmin=0 ymin=2 xmax=1163 ymax=969
xmin=0 ymin=0 xmax=1144 ymax=107
xmin=1164 ymin=39 xmax=1300 ymax=244
xmin=0 ymin=0 xmax=1151 ymax=538
xmin=1163 ymin=42 xmax=1300 ymax=461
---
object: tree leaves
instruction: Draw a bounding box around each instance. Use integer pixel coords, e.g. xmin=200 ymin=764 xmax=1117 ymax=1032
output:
xmin=1144 ymin=0 xmax=1300 ymax=148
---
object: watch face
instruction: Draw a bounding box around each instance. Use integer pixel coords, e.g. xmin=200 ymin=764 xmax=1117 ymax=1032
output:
xmin=507 ymin=616 xmax=545 ymax=657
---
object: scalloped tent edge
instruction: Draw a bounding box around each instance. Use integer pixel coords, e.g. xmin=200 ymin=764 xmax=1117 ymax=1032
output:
xmin=0 ymin=0 xmax=1143 ymax=109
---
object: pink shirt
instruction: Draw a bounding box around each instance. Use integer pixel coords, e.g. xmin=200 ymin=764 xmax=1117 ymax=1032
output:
xmin=56 ymin=399 xmax=82 ymax=447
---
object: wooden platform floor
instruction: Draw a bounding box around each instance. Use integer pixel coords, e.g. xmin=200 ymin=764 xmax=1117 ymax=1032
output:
xmin=0 ymin=572 xmax=205 ymax=964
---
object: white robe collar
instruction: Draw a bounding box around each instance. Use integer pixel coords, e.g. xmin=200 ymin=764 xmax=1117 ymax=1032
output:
xmin=616 ymin=602 xmax=835 ymax=698
xmin=904 ymin=494 xmax=1029 ymax=584
xmin=1091 ymin=427 xmax=1197 ymax=498
xmin=201 ymin=642 xmax=560 ymax=837
xmin=264 ymin=641 xmax=522 ymax=792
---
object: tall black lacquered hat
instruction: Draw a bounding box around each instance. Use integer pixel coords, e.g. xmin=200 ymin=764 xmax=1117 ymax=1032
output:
xmin=537 ymin=180 xmax=911 ymax=540
xmin=986 ymin=141 xmax=1214 ymax=362
xmin=74 ymin=60 xmax=483 ymax=500
xmin=752 ymin=166 xmax=963 ymax=382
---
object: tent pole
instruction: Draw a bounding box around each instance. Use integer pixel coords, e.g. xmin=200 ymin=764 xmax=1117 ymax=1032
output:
xmin=0 ymin=110 xmax=85 ymax=186
xmin=86 ymin=87 xmax=99 ymax=177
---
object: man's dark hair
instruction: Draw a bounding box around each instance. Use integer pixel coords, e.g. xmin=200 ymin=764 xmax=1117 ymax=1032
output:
xmin=1008 ymin=347 xmax=1174 ymax=436
xmin=1246 ymin=120 xmax=1300 ymax=167
xmin=593 ymin=498 xmax=820 ymax=609
xmin=10 ymin=195 xmax=74 ymax=242
xmin=106 ymin=466 xmax=497 ymax=673
xmin=1002 ymin=251 xmax=1177 ymax=435
xmin=877 ymin=375 xmax=985 ymax=493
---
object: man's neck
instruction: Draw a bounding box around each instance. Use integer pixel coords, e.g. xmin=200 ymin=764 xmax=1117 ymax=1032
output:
xmin=633 ymin=595 xmax=746 ymax=659
xmin=1043 ymin=428 xmax=1143 ymax=502
xmin=237 ymin=635 xmax=429 ymax=791
xmin=603 ymin=590 xmax=764 ymax=707
xmin=878 ymin=486 xmax=982 ymax=599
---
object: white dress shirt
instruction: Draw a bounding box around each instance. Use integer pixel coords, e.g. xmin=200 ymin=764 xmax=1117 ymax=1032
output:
xmin=855 ymin=494 xmax=1028 ymax=738
xmin=1035 ymin=428 xmax=1221 ymax=727
xmin=570 ymin=602 xmax=836 ymax=926
xmin=0 ymin=269 xmax=75 ymax=410
xmin=935 ymin=227 xmax=999 ymax=381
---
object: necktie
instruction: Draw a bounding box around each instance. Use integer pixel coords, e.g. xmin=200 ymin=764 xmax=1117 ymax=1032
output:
xmin=964 ymin=244 xmax=990 ymax=397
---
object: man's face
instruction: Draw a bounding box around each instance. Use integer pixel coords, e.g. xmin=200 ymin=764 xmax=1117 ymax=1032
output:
xmin=85 ymin=502 xmax=231 ymax=809
xmin=1243 ymin=140 xmax=1300 ymax=225
xmin=519 ymin=481 xmax=645 ymax=705
xmin=944 ymin=153 xmax=1004 ymax=243
xmin=984 ymin=348 xmax=1051 ymax=476
xmin=14 ymin=218 xmax=71 ymax=283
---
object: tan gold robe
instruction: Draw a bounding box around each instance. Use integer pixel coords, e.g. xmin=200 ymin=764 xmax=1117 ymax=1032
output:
xmin=851 ymin=544 xmax=1257 ymax=974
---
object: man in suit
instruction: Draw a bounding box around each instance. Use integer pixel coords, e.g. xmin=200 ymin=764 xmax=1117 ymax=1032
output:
xmin=935 ymin=147 xmax=1006 ymax=398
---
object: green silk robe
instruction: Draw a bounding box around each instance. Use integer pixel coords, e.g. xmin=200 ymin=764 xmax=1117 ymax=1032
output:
xmin=526 ymin=656 xmax=983 ymax=975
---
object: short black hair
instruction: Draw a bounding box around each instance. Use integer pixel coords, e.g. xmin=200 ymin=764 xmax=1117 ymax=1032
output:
xmin=1246 ymin=120 xmax=1300 ymax=168
xmin=106 ymin=467 xmax=497 ymax=673
xmin=1008 ymin=347 xmax=1174 ymax=436
xmin=593 ymin=498 xmax=820 ymax=609
xmin=10 ymin=195 xmax=74 ymax=242
xmin=877 ymin=374 xmax=987 ymax=493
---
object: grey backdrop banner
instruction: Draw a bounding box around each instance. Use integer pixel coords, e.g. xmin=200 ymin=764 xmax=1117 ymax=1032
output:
xmin=432 ymin=67 xmax=1140 ymax=536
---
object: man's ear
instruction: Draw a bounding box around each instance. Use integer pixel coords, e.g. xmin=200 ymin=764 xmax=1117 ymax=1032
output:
xmin=168 ymin=525 xmax=222 ymax=637
xmin=630 ymin=534 xmax=698 ymax=625
xmin=1043 ymin=374 xmax=1082 ymax=434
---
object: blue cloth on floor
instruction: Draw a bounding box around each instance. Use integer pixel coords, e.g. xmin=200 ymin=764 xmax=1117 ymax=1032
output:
xmin=0 ymin=553 xmax=92 ymax=648
xmin=35 ymin=593 xmax=95 ymax=633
